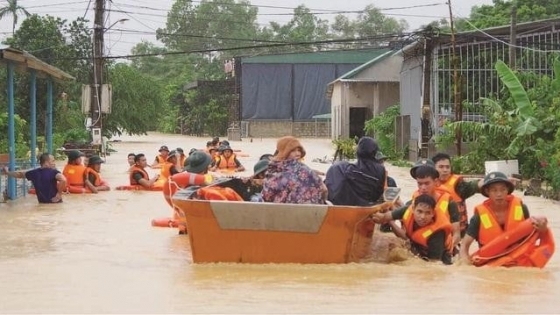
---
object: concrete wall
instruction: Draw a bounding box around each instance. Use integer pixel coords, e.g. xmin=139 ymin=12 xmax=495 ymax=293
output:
xmin=373 ymin=82 xmax=400 ymax=116
xmin=353 ymin=55 xmax=403 ymax=82
xmin=399 ymin=57 xmax=423 ymax=151
xmin=331 ymin=83 xmax=342 ymax=139
xmin=345 ymin=82 xmax=374 ymax=108
xmin=244 ymin=120 xmax=331 ymax=138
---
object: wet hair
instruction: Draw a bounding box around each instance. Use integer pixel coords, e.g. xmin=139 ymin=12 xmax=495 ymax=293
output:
xmin=38 ymin=153 xmax=51 ymax=166
xmin=414 ymin=165 xmax=439 ymax=179
xmin=259 ymin=154 xmax=274 ymax=161
xmin=432 ymin=152 xmax=451 ymax=164
xmin=414 ymin=194 xmax=436 ymax=209
xmin=127 ymin=153 xmax=135 ymax=158
xmin=134 ymin=153 xmax=145 ymax=163
xmin=206 ymin=141 xmax=213 ymax=147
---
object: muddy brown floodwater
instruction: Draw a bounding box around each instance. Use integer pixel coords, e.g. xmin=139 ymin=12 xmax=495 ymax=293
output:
xmin=0 ymin=133 xmax=558 ymax=313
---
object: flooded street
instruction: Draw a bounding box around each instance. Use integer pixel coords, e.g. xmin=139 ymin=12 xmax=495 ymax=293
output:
xmin=0 ymin=132 xmax=558 ymax=313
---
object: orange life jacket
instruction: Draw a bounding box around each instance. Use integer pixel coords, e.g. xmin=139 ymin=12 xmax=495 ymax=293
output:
xmin=63 ymin=164 xmax=86 ymax=186
xmin=472 ymin=218 xmax=555 ymax=268
xmin=216 ymin=154 xmax=237 ymax=170
xmin=411 ymin=189 xmax=452 ymax=221
xmin=159 ymin=162 xmax=173 ymax=180
xmin=129 ymin=165 xmax=149 ymax=185
xmin=438 ymin=174 xmax=468 ymax=232
xmin=155 ymin=155 xmax=166 ymax=164
xmin=475 ymin=195 xmax=525 ymax=247
xmin=197 ymin=186 xmax=244 ymax=201
xmin=402 ymin=201 xmax=454 ymax=254
xmin=84 ymin=167 xmax=102 ymax=186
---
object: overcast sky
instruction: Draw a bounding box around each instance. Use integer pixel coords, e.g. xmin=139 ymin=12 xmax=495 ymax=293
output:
xmin=0 ymin=0 xmax=494 ymax=57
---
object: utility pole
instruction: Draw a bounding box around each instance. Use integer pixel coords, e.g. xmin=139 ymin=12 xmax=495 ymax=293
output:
xmin=91 ymin=0 xmax=105 ymax=138
xmin=448 ymin=0 xmax=462 ymax=156
xmin=509 ymin=3 xmax=517 ymax=69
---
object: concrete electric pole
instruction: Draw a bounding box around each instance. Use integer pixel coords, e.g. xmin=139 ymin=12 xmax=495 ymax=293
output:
xmin=91 ymin=0 xmax=105 ymax=142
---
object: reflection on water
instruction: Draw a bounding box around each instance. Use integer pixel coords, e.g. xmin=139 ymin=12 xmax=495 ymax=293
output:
xmin=0 ymin=133 xmax=558 ymax=313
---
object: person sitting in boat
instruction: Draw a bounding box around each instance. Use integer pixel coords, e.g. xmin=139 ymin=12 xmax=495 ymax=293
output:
xmin=2 ymin=153 xmax=67 ymax=203
xmin=84 ymin=155 xmax=110 ymax=193
xmin=324 ymin=136 xmax=387 ymax=207
xmin=459 ymin=171 xmax=549 ymax=265
xmin=372 ymin=194 xmax=454 ymax=264
xmin=62 ymin=150 xmax=86 ymax=191
xmin=151 ymin=145 xmax=170 ymax=169
xmin=210 ymin=145 xmax=245 ymax=173
xmin=130 ymin=153 xmax=160 ymax=189
xmin=262 ymin=136 xmax=327 ymax=204
xmin=244 ymin=159 xmax=269 ymax=202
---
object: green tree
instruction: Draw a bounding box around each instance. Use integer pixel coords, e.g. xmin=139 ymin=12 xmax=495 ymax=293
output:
xmin=0 ymin=0 xmax=30 ymax=34
xmin=3 ymin=15 xmax=91 ymax=139
xmin=457 ymin=0 xmax=560 ymax=30
xmin=104 ymin=63 xmax=166 ymax=136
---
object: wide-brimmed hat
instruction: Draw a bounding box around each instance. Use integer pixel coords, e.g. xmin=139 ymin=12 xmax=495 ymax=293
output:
xmin=159 ymin=145 xmax=169 ymax=152
xmin=221 ymin=140 xmax=230 ymax=146
xmin=188 ymin=148 xmax=197 ymax=155
xmin=185 ymin=151 xmax=212 ymax=174
xmin=67 ymin=150 xmax=84 ymax=161
xmin=219 ymin=145 xmax=233 ymax=153
xmin=253 ymin=159 xmax=269 ymax=175
xmin=410 ymin=159 xmax=436 ymax=179
xmin=87 ymin=155 xmax=104 ymax=165
xmin=166 ymin=150 xmax=177 ymax=161
xmin=481 ymin=171 xmax=514 ymax=197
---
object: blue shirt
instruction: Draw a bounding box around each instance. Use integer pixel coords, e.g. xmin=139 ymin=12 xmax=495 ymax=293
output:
xmin=25 ymin=168 xmax=61 ymax=203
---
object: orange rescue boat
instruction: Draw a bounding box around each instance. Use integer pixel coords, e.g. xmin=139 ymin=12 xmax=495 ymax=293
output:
xmin=172 ymin=188 xmax=400 ymax=264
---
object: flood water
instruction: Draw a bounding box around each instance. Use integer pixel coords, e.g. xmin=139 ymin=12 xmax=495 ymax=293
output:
xmin=0 ymin=133 xmax=558 ymax=313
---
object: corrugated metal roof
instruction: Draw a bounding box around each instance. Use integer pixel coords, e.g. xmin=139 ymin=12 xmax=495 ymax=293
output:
xmin=241 ymin=48 xmax=391 ymax=64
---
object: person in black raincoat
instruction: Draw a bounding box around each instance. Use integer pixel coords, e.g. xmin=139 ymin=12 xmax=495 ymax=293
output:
xmin=325 ymin=136 xmax=387 ymax=206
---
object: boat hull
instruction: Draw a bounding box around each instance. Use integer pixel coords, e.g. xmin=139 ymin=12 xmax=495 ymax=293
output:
xmin=173 ymin=194 xmax=394 ymax=264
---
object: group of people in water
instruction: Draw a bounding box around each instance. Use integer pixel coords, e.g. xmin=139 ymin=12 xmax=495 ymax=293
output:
xmin=1 ymin=135 xmax=554 ymax=267
xmin=1 ymin=151 xmax=109 ymax=202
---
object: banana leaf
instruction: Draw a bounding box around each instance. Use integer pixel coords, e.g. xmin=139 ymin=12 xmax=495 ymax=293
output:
xmin=495 ymin=60 xmax=533 ymax=118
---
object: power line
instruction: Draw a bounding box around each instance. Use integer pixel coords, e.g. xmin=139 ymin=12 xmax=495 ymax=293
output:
xmin=57 ymin=32 xmax=414 ymax=60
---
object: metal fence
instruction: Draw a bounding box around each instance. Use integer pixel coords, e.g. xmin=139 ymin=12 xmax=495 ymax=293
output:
xmin=0 ymin=159 xmax=36 ymax=202
xmin=433 ymin=26 xmax=560 ymax=134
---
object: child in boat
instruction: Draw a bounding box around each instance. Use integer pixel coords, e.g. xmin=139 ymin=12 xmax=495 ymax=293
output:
xmin=372 ymin=193 xmax=454 ymax=264
xmin=246 ymin=159 xmax=269 ymax=202
xmin=262 ymin=136 xmax=327 ymax=204
xmin=459 ymin=171 xmax=548 ymax=265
